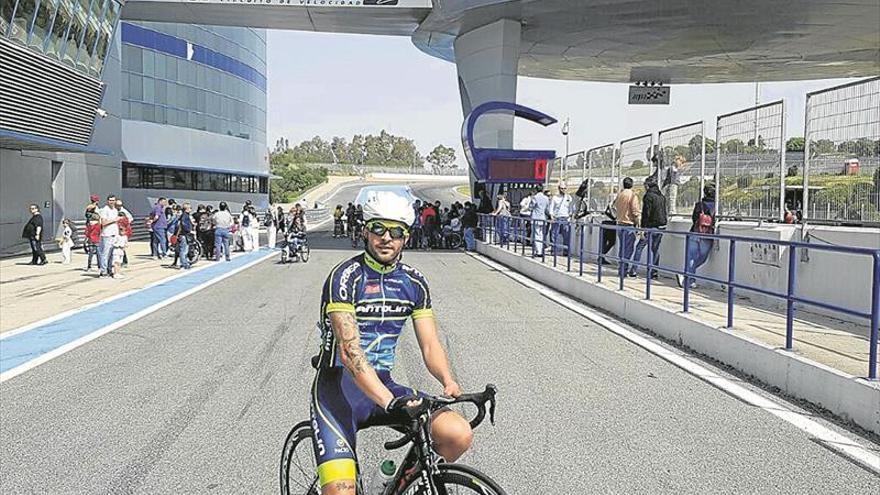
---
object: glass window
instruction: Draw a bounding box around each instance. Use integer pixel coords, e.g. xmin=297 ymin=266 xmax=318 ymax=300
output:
xmin=129 ymin=74 xmax=143 ymax=100
xmin=165 ymin=55 xmax=177 ymax=81
xmin=76 ymin=0 xmax=100 ymax=71
xmin=123 ymin=163 xmax=141 ymax=188
xmin=91 ymin=0 xmax=116 ymax=74
xmin=143 ymin=76 xmax=154 ymax=103
xmin=122 ymin=44 xmax=141 ymax=72
xmin=1 ymin=0 xmax=15 ymax=36
xmin=10 ymin=0 xmax=36 ymax=43
xmin=128 ymin=101 xmax=142 ymax=120
xmin=142 ymin=48 xmax=154 ymax=77
xmin=29 ymin=0 xmax=58 ymax=49
xmin=154 ymin=52 xmax=165 ymax=79
xmin=155 ymin=105 xmax=165 ymax=124
xmin=155 ymin=79 xmax=166 ymax=103
xmin=61 ymin=0 xmax=87 ymax=66
xmin=142 ymin=103 xmax=155 ymax=122
xmin=44 ymin=0 xmax=71 ymax=58
xmin=211 ymin=173 xmax=227 ymax=191
xmin=171 ymin=169 xmax=191 ymax=190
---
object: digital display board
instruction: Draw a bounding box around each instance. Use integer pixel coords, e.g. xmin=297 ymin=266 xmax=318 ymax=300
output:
xmin=488 ymin=158 xmax=547 ymax=181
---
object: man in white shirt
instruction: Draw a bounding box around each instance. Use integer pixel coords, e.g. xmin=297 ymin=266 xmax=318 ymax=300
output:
xmin=97 ymin=194 xmax=119 ymax=277
xmin=529 ymin=186 xmax=550 ymax=257
xmin=549 ymin=181 xmax=574 ymax=255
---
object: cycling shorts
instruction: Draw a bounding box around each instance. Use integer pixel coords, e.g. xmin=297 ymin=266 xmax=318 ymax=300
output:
xmin=310 ymin=366 xmax=427 ymax=487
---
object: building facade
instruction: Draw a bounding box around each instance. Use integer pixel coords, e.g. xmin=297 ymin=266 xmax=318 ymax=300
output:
xmin=0 ymin=0 xmax=268 ymax=256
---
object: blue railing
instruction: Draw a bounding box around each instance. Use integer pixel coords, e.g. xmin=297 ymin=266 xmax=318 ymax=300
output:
xmin=477 ymin=214 xmax=880 ymax=380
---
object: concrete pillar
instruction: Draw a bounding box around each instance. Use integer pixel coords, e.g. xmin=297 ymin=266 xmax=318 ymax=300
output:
xmin=454 ymin=18 xmax=521 ymax=154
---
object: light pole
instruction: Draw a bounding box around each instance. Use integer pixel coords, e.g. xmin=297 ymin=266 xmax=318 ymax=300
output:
xmin=562 ymin=118 xmax=570 ymax=174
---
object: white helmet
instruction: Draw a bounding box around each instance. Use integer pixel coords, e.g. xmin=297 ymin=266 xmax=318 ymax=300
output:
xmin=362 ymin=191 xmax=415 ymax=226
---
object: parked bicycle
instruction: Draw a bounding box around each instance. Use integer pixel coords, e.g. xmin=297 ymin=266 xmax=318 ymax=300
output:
xmin=280 ymin=379 xmax=504 ymax=495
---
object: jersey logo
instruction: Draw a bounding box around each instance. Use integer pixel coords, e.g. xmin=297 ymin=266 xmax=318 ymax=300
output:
xmin=355 ymin=303 xmax=411 ymax=317
xmin=337 ymin=262 xmax=360 ymax=300
xmin=365 ymin=283 xmax=380 ymax=294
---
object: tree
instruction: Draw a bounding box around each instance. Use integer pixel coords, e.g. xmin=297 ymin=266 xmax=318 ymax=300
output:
xmin=786 ymin=137 xmax=805 ymax=152
xmin=426 ymin=145 xmax=456 ymax=171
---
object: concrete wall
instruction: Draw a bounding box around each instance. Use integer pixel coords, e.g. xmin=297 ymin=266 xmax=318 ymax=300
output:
xmin=477 ymin=241 xmax=880 ymax=436
xmin=577 ymin=217 xmax=880 ymax=318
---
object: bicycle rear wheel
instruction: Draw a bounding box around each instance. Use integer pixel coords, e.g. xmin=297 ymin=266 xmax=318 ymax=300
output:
xmin=301 ymin=243 xmax=310 ymax=262
xmin=280 ymin=421 xmax=319 ymax=495
xmin=398 ymin=463 xmax=506 ymax=495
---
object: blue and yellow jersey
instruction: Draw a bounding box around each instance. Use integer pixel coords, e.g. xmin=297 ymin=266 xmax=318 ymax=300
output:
xmin=317 ymin=252 xmax=432 ymax=371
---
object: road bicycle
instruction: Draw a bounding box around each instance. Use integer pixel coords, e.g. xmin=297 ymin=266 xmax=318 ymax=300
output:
xmin=280 ymin=382 xmax=505 ymax=495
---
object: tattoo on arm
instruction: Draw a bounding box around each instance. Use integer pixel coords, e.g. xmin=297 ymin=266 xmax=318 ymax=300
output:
xmin=333 ymin=480 xmax=356 ymax=490
xmin=335 ymin=313 xmax=370 ymax=375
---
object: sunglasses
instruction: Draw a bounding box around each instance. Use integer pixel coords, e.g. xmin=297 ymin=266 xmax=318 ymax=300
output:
xmin=366 ymin=221 xmax=409 ymax=240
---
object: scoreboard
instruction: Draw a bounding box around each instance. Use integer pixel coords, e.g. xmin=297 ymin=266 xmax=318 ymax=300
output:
xmin=487 ymin=158 xmax=548 ymax=182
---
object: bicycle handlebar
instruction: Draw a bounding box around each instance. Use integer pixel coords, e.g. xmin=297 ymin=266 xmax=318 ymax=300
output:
xmin=383 ymin=384 xmax=497 ymax=451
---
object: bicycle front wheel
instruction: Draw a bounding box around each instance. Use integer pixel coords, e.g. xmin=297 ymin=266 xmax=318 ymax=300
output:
xmin=280 ymin=421 xmax=319 ymax=495
xmin=398 ymin=463 xmax=506 ymax=495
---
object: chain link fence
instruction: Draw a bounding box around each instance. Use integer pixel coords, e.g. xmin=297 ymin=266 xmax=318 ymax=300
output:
xmin=585 ymin=143 xmax=616 ymax=212
xmin=657 ymin=121 xmax=707 ymax=215
xmin=715 ymin=101 xmax=786 ymax=220
xmin=804 ymin=77 xmax=880 ymax=224
xmin=618 ymin=134 xmax=654 ymax=195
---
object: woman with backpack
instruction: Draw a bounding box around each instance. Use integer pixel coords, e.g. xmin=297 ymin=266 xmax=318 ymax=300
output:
xmin=677 ymin=184 xmax=716 ymax=289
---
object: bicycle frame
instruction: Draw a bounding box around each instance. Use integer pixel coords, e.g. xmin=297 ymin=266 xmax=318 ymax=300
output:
xmin=379 ymin=414 xmax=444 ymax=495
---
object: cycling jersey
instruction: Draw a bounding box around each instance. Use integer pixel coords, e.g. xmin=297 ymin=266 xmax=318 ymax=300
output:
xmin=311 ymin=252 xmax=433 ymax=487
xmin=316 ymin=252 xmax=432 ymax=371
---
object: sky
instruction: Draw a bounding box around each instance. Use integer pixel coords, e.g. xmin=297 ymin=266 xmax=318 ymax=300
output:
xmin=266 ymin=30 xmax=856 ymax=168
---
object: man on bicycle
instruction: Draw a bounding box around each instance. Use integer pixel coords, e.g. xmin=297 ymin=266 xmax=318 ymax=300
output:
xmin=312 ymin=191 xmax=473 ymax=494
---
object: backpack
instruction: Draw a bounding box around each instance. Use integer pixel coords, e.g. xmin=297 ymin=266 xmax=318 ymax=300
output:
xmin=696 ymin=202 xmax=714 ymax=234
xmin=241 ymin=213 xmax=250 ymax=228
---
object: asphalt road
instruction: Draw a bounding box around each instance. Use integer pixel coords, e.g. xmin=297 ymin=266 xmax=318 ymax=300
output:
xmin=1 ymin=181 xmax=877 ymax=494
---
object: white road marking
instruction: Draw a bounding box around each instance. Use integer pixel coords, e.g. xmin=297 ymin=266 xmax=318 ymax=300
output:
xmin=0 ymin=250 xmax=278 ymax=383
xmin=468 ymin=251 xmax=880 ymax=474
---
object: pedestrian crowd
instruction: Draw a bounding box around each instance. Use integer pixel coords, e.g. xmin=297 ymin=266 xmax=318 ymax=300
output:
xmin=21 ymin=194 xmax=303 ymax=278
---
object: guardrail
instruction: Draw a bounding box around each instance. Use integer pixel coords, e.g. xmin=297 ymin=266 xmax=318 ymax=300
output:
xmin=477 ymin=213 xmax=880 ymax=380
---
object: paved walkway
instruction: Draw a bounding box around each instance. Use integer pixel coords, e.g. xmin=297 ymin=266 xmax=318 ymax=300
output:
xmin=494 ymin=240 xmax=875 ymax=379
xmin=0 ymin=240 xmax=270 ymax=334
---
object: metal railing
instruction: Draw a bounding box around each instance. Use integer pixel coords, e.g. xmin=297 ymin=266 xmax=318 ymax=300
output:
xmin=477 ymin=213 xmax=880 ymax=380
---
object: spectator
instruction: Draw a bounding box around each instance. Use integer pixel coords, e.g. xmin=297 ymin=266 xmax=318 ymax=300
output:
xmin=518 ymin=189 xmax=534 ymax=244
xmin=58 ymin=218 xmax=75 ymax=264
xmin=177 ymin=203 xmax=195 ymax=270
xmin=149 ymin=197 xmax=169 ymax=260
xmin=614 ymin=177 xmax=640 ymax=276
xmin=213 ymin=201 xmax=234 ymax=261
xmin=276 ymin=205 xmax=286 ymax=235
xmin=477 ymin=189 xmax=493 ymax=214
xmin=529 ymin=186 xmax=550 ymax=256
xmin=97 ymin=194 xmax=119 ymax=277
xmin=410 ymin=200 xmax=423 ymax=249
xmin=115 ymin=198 xmax=134 ymax=267
xmin=663 ymin=153 xmax=686 ymax=215
xmin=461 ymin=202 xmax=478 ymax=251
xmin=240 ymin=206 xmax=254 ymax=251
xmin=549 ymin=181 xmax=574 ymax=254
xmin=420 ymin=202 xmax=437 ymax=249
xmin=201 ymin=204 xmax=216 ymax=258
xmin=677 ymin=184 xmax=717 ymax=289
xmin=247 ymin=206 xmax=261 ymax=251
xmin=84 ymin=212 xmax=101 ymax=271
xmin=265 ymin=203 xmax=278 ymax=248
xmin=112 ymin=209 xmax=132 ymax=278
xmin=22 ymin=204 xmax=47 ymax=265
xmin=491 ymin=192 xmax=511 ymax=244
xmin=167 ymin=205 xmax=182 ymax=266
xmin=85 ymin=194 xmax=99 ymax=218
xmin=597 ymin=203 xmax=617 ymax=266
xmin=232 ymin=215 xmax=244 ymax=252
xmin=629 ymin=175 xmax=667 ymax=278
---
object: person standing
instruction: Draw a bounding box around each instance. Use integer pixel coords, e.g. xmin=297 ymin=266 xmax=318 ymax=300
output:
xmin=461 ymin=202 xmax=478 ymax=251
xmin=420 ymin=202 xmax=437 ymax=250
xmin=115 ymin=198 xmax=134 ymax=267
xmin=177 ymin=203 xmax=195 ymax=269
xmin=84 ymin=212 xmax=101 ymax=271
xmin=22 ymin=204 xmax=47 ymax=265
xmin=248 ymin=206 xmax=261 ymax=251
xmin=112 ymin=209 xmax=132 ymax=278
xmin=491 ymin=192 xmax=511 ymax=244
xmin=614 ymin=178 xmax=641 ymax=276
xmin=677 ymin=184 xmax=717 ymax=289
xmin=518 ymin=189 xmax=534 ymax=244
xmin=265 ymin=204 xmax=278 ymax=248
xmin=663 ymin=153 xmax=685 ymax=215
xmin=549 ymin=181 xmax=574 ymax=254
xmin=58 ymin=218 xmax=75 ymax=264
xmin=529 ymin=186 xmax=550 ymax=256
xmin=477 ymin=189 xmax=493 ymax=214
xmin=149 ymin=197 xmax=169 ymax=260
xmin=213 ymin=201 xmax=234 ymax=261
xmin=629 ymin=175 xmax=667 ymax=278
xmin=97 ymin=194 xmax=119 ymax=277
xmin=240 ymin=207 xmax=254 ymax=252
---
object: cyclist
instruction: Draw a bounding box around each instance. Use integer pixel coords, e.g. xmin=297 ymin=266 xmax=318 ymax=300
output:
xmin=311 ymin=191 xmax=473 ymax=495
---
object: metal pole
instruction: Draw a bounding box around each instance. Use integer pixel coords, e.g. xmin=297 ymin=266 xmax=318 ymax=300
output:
xmin=869 ymin=253 xmax=879 ymax=380
xmin=597 ymin=224 xmax=604 ymax=283
xmin=683 ymin=233 xmax=691 ymax=313
xmin=727 ymin=240 xmax=736 ymax=328
xmin=586 ymin=152 xmax=593 ymax=211
xmin=579 ymin=223 xmax=585 ymax=277
xmin=779 ymin=101 xmax=787 ymax=221
xmin=714 ymin=117 xmax=722 ymax=219
xmin=566 ymin=222 xmax=572 ymax=272
xmin=645 ymin=231 xmax=652 ymax=300
xmin=802 ymin=96 xmax=812 ymax=222
xmin=618 ymin=227 xmax=625 ymax=291
xmin=785 ymin=246 xmax=797 ymax=351
xmin=552 ymin=222 xmax=558 ymax=268
xmin=700 ymin=121 xmax=706 ymax=214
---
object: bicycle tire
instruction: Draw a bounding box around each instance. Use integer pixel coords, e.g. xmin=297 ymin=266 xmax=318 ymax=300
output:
xmin=301 ymin=243 xmax=310 ymax=262
xmin=187 ymin=240 xmax=201 ymax=266
xmin=448 ymin=233 xmax=463 ymax=250
xmin=280 ymin=421 xmax=319 ymax=495
xmin=397 ymin=463 xmax=506 ymax=495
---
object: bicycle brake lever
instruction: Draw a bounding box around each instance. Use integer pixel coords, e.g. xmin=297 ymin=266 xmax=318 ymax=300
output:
xmin=486 ymin=384 xmax=497 ymax=426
